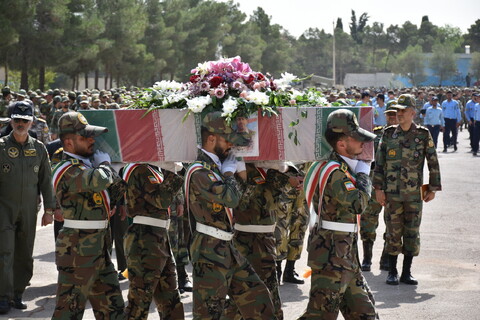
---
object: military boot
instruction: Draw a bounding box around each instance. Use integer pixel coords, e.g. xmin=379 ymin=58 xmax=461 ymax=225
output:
xmin=386 ymin=255 xmax=399 ymax=285
xmin=361 ymin=240 xmax=373 ymax=271
xmin=400 ymin=255 xmax=418 ymax=285
xmin=276 ymin=261 xmax=283 ymax=282
xmin=379 ymin=246 xmax=390 ymax=271
xmin=283 ymin=260 xmax=304 ymax=284
xmin=0 ymin=299 xmax=10 ymax=314
xmin=177 ymin=265 xmax=193 ymax=293
xmin=11 ymin=294 xmax=27 ymax=310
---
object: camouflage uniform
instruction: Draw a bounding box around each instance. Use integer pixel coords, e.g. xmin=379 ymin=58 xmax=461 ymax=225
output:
xmin=168 ymin=190 xmax=190 ymax=266
xmin=222 ymin=163 xmax=286 ymax=320
xmin=32 ymin=118 xmax=51 ymax=144
xmin=298 ymin=152 xmax=376 ymax=319
xmin=187 ymin=150 xmax=276 ymax=320
xmin=50 ymin=109 xmax=68 ymax=136
xmin=52 ymin=113 xmax=125 ymax=319
xmin=123 ymin=164 xmax=184 ymax=320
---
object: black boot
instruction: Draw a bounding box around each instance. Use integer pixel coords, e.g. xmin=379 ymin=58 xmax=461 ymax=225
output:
xmin=361 ymin=240 xmax=373 ymax=272
xmin=283 ymin=260 xmax=304 ymax=284
xmin=386 ymin=255 xmax=399 ymax=285
xmin=11 ymin=294 xmax=27 ymax=310
xmin=400 ymin=255 xmax=418 ymax=285
xmin=0 ymin=299 xmax=10 ymax=314
xmin=177 ymin=265 xmax=193 ymax=293
xmin=276 ymin=261 xmax=283 ymax=283
xmin=379 ymin=246 xmax=390 ymax=271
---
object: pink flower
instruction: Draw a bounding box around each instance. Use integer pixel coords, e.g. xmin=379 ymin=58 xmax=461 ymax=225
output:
xmin=289 ymin=99 xmax=297 ymax=105
xmin=231 ymin=81 xmax=243 ymax=90
xmin=214 ymin=88 xmax=225 ymax=99
xmin=239 ymin=91 xmax=249 ymax=99
xmin=200 ymin=81 xmax=210 ymax=91
xmin=253 ymin=82 xmax=262 ymax=91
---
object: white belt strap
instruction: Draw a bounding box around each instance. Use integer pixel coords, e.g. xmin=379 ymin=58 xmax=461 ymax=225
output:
xmin=235 ymin=224 xmax=276 ymax=233
xmin=320 ymin=220 xmax=358 ymax=233
xmin=63 ymin=219 xmax=108 ymax=230
xmin=196 ymin=222 xmax=234 ymax=241
xmin=133 ymin=216 xmax=170 ymax=229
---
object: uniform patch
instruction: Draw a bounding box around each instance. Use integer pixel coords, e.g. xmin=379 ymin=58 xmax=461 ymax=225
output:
xmin=33 ymin=165 xmax=39 ymax=173
xmin=340 ymin=162 xmax=348 ymax=172
xmin=70 ymin=158 xmax=79 ymax=165
xmin=253 ymin=176 xmax=265 ymax=184
xmin=93 ymin=193 xmax=103 ymax=205
xmin=344 ymin=181 xmax=356 ymax=191
xmin=388 ymin=149 xmax=396 ymax=157
xmin=8 ymin=147 xmax=19 ymax=158
xmin=43 ymin=126 xmax=49 ymax=133
xmin=208 ymin=173 xmax=218 ymax=182
xmin=212 ymin=202 xmax=223 ymax=212
xmin=2 ymin=163 xmax=10 ymax=173
xmin=148 ymin=175 xmax=160 ymax=184
xmin=428 ymin=140 xmax=434 ymax=148
xmin=24 ymin=149 xmax=37 ymax=157
xmin=78 ymin=113 xmax=88 ymax=125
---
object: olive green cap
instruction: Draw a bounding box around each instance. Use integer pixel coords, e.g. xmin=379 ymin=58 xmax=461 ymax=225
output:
xmin=394 ymin=94 xmax=415 ymax=109
xmin=326 ymin=109 xmax=376 ymax=142
xmin=385 ymin=100 xmax=398 ymax=113
xmin=202 ymin=111 xmax=251 ymax=146
xmin=58 ymin=112 xmax=108 ymax=137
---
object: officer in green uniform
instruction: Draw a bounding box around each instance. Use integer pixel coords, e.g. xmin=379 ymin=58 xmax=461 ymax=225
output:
xmin=185 ymin=112 xmax=276 ymax=320
xmin=52 ymin=112 xmax=125 ymax=319
xmin=0 ymin=101 xmax=55 ymax=314
xmin=298 ymin=109 xmax=377 ymax=319
xmin=0 ymin=87 xmax=13 ymax=117
xmin=374 ymin=94 xmax=442 ymax=286
xmin=123 ymin=163 xmax=185 ymax=319
xmin=360 ymin=101 xmax=399 ymax=272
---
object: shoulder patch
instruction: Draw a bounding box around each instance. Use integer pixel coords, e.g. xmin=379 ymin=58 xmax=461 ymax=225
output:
xmin=340 ymin=162 xmax=349 ymax=173
xmin=207 ymin=173 xmax=218 ymax=182
xmin=417 ymin=125 xmax=429 ymax=132
xmin=344 ymin=181 xmax=356 ymax=191
xmin=70 ymin=158 xmax=80 ymax=165
xmin=374 ymin=126 xmax=384 ymax=132
xmin=37 ymin=118 xmax=46 ymax=123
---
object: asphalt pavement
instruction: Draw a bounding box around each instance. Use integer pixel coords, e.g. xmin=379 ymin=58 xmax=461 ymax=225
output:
xmin=1 ymin=129 xmax=479 ymax=320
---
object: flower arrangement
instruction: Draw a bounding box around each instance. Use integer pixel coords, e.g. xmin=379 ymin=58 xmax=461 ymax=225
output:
xmin=131 ymin=56 xmax=328 ymax=124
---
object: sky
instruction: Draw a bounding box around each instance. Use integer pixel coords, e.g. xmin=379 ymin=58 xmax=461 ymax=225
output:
xmin=224 ymin=0 xmax=480 ymax=37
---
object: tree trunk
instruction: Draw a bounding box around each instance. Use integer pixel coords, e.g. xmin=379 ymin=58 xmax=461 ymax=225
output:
xmin=104 ymin=71 xmax=108 ymax=89
xmin=71 ymin=75 xmax=76 ymax=91
xmin=4 ymin=61 xmax=8 ymax=86
xmin=94 ymin=69 xmax=99 ymax=89
xmin=76 ymin=74 xmax=80 ymax=90
xmin=20 ymin=42 xmax=29 ymax=90
xmin=39 ymin=65 xmax=45 ymax=91
xmin=110 ymin=73 xmax=113 ymax=89
xmin=85 ymin=72 xmax=89 ymax=89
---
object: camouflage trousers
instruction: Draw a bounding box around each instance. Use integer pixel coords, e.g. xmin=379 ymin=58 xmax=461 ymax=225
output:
xmin=168 ymin=214 xmax=190 ymax=267
xmin=360 ymin=196 xmax=383 ymax=242
xmin=192 ymin=258 xmax=277 ymax=320
xmin=52 ymin=257 xmax=124 ymax=320
xmin=384 ymin=198 xmax=423 ymax=256
xmin=297 ymin=267 xmax=376 ymax=319
xmin=124 ymin=224 xmax=184 ymax=320
xmin=221 ymin=232 xmax=283 ymax=320
xmin=275 ymin=196 xmax=308 ymax=261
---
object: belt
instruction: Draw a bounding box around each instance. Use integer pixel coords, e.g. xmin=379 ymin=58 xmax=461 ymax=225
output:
xmin=63 ymin=219 xmax=108 ymax=230
xmin=235 ymin=224 xmax=276 ymax=233
xmin=133 ymin=216 xmax=170 ymax=229
xmin=319 ymin=220 xmax=358 ymax=233
xmin=196 ymin=222 xmax=234 ymax=241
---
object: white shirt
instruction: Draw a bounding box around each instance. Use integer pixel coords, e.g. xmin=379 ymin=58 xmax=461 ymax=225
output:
xmin=64 ymin=151 xmax=93 ymax=168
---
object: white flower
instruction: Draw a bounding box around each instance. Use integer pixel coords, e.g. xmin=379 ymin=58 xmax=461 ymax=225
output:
xmin=195 ymin=62 xmax=211 ymax=76
xmin=290 ymin=89 xmax=303 ymax=99
xmin=144 ymin=94 xmax=153 ymax=102
xmin=153 ymin=80 xmax=183 ymax=92
xmin=221 ymin=97 xmax=239 ymax=117
xmin=246 ymin=90 xmax=269 ymax=105
xmin=186 ymin=95 xmax=212 ymax=113
xmin=275 ymin=72 xmax=298 ymax=90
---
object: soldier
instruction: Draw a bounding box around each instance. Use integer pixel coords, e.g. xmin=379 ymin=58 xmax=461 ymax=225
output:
xmin=122 ymin=162 xmax=185 ymax=319
xmin=50 ymin=98 xmax=69 ymax=140
xmin=222 ymin=163 xmax=286 ymax=319
xmin=374 ymin=94 xmax=442 ymax=286
xmin=31 ymin=117 xmax=51 ymax=145
xmin=185 ymin=112 xmax=276 ymax=320
xmin=0 ymin=101 xmax=54 ymax=314
xmin=298 ymin=109 xmax=377 ymax=319
xmin=0 ymin=87 xmax=13 ymax=117
xmin=52 ymin=112 xmax=125 ymax=319
xmin=361 ymin=101 xmax=399 ymax=272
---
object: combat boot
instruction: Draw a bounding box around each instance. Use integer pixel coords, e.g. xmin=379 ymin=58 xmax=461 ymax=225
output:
xmin=283 ymin=260 xmax=304 ymax=284
xmin=0 ymin=299 xmax=10 ymax=314
xmin=400 ymin=255 xmax=418 ymax=285
xmin=361 ymin=240 xmax=373 ymax=271
xmin=386 ymin=255 xmax=399 ymax=285
xmin=177 ymin=265 xmax=193 ymax=293
xmin=11 ymin=294 xmax=27 ymax=310
xmin=379 ymin=247 xmax=390 ymax=271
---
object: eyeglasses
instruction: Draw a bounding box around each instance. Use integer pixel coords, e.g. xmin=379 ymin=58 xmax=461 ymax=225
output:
xmin=13 ymin=118 xmax=31 ymax=123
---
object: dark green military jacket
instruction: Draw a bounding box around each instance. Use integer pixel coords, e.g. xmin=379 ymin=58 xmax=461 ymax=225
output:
xmin=373 ymin=123 xmax=442 ymax=201
xmin=55 ymin=153 xmax=121 ymax=268
xmin=0 ymin=132 xmax=54 ymax=224
xmin=188 ymin=149 xmax=244 ymax=268
xmin=307 ymin=152 xmax=371 ymax=271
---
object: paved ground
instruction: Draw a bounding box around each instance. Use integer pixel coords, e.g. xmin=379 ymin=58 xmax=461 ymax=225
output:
xmin=1 ymin=129 xmax=479 ymax=320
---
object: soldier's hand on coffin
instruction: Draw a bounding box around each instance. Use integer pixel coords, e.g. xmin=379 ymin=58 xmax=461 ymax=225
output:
xmin=355 ymin=160 xmax=371 ymax=175
xmin=221 ymin=152 xmax=237 ymax=174
xmin=92 ymin=150 xmax=111 ymax=166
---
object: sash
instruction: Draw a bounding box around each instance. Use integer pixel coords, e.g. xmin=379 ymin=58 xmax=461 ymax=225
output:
xmin=184 ymin=162 xmax=234 ymax=227
xmin=122 ymin=163 xmax=164 ymax=184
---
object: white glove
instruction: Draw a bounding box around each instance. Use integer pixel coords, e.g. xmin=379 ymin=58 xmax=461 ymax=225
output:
xmin=236 ymin=159 xmax=246 ymax=172
xmin=92 ymin=150 xmax=111 ymax=167
xmin=221 ymin=152 xmax=237 ymax=174
xmin=355 ymin=160 xmax=371 ymax=175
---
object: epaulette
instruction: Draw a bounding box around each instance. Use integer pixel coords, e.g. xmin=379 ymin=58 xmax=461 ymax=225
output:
xmin=373 ymin=126 xmax=383 ymax=132
xmin=192 ymin=161 xmax=211 ymax=171
xmin=416 ymin=125 xmax=429 ymax=132
xmin=54 ymin=147 xmax=64 ymax=155
xmin=70 ymin=158 xmax=80 ymax=165
xmin=340 ymin=162 xmax=349 ymax=173
xmin=37 ymin=118 xmax=46 ymax=123
xmin=384 ymin=125 xmax=397 ymax=131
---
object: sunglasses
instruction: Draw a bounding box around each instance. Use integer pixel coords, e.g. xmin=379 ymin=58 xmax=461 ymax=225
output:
xmin=13 ymin=118 xmax=31 ymax=123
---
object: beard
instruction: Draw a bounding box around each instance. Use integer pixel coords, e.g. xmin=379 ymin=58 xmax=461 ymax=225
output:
xmin=214 ymin=145 xmax=229 ymax=161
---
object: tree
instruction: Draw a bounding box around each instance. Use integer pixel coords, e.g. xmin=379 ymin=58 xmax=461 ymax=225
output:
xmin=470 ymin=52 xmax=480 ymax=80
xmin=465 ymin=19 xmax=480 ymax=52
xmin=363 ymin=22 xmax=387 ymax=72
xmin=384 ymin=24 xmax=401 ymax=70
xmin=430 ymin=42 xmax=457 ymax=86
xmin=349 ymin=10 xmax=369 ymax=44
xmin=398 ymin=21 xmax=419 ymax=51
xmin=392 ymin=45 xmax=426 ymax=86
xmin=336 ymin=18 xmax=343 ymax=31
xmin=418 ymin=16 xmax=437 ymax=52
xmin=294 ymin=28 xmax=332 ymax=77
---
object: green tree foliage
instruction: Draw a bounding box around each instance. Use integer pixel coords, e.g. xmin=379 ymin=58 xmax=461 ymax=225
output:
xmin=349 ymin=10 xmax=369 ymax=44
xmin=430 ymin=43 xmax=457 ymax=86
xmin=470 ymin=52 xmax=480 ymax=80
xmin=465 ymin=20 xmax=480 ymax=52
xmin=418 ymin=16 xmax=437 ymax=52
xmin=392 ymin=45 xmax=426 ymax=86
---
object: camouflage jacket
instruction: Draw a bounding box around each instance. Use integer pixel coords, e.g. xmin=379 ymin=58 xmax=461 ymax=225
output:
xmin=187 ymin=149 xmax=245 ymax=267
xmin=234 ymin=163 xmax=289 ymax=226
xmin=32 ymin=118 xmax=51 ymax=144
xmin=50 ymin=109 xmax=68 ymax=134
xmin=124 ymin=164 xmax=183 ymax=219
xmin=307 ymin=152 xmax=371 ymax=271
xmin=54 ymin=153 xmax=122 ymax=268
xmin=0 ymin=132 xmax=55 ymax=215
xmin=373 ymin=123 xmax=442 ymax=201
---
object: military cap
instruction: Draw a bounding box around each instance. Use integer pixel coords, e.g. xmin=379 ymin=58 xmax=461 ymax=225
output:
xmin=53 ymin=96 xmax=62 ymax=103
xmin=17 ymin=89 xmax=27 ymax=98
xmin=2 ymin=86 xmax=11 ymax=95
xmin=46 ymin=89 xmax=54 ymax=95
xmin=68 ymin=91 xmax=76 ymax=99
xmin=431 ymin=96 xmax=439 ymax=101
xmin=10 ymin=101 xmax=34 ymax=121
xmin=326 ymin=109 xmax=376 ymax=142
xmin=385 ymin=100 xmax=398 ymax=113
xmin=202 ymin=111 xmax=251 ymax=146
xmin=53 ymin=89 xmax=61 ymax=96
xmin=394 ymin=94 xmax=415 ymax=109
xmin=338 ymin=91 xmax=346 ymax=98
xmin=59 ymin=112 xmax=108 ymax=137
xmin=61 ymin=96 xmax=69 ymax=103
